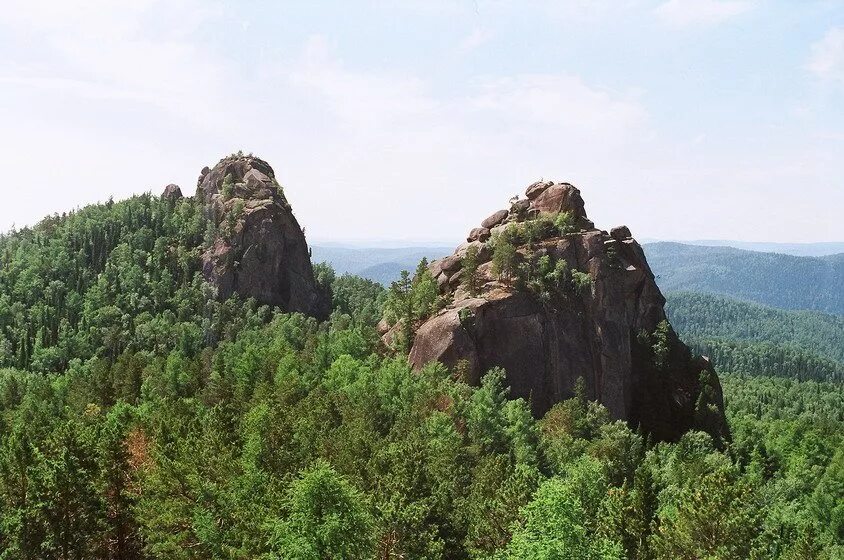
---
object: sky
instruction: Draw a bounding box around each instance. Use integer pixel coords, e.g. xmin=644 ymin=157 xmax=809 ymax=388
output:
xmin=1 ymin=0 xmax=842 ymax=244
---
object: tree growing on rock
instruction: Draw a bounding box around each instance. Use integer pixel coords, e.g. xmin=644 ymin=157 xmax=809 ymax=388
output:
xmin=492 ymin=240 xmax=518 ymax=284
xmin=384 ymin=260 xmax=440 ymax=352
xmin=461 ymin=245 xmax=483 ymax=296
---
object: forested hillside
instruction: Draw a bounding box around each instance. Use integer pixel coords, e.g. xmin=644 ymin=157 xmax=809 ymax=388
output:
xmin=644 ymin=242 xmax=844 ymax=315
xmin=673 ymin=240 xmax=844 ymax=257
xmin=0 ymin=196 xmax=841 ymax=558
xmin=0 ymin=194 xmax=218 ymax=374
xmin=666 ymin=292 xmax=844 ymax=382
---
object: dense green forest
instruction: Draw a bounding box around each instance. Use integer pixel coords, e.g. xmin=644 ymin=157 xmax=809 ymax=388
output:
xmin=0 ymin=195 xmax=841 ymax=558
xmin=645 ymin=242 xmax=844 ymax=315
xmin=666 ymin=292 xmax=844 ymax=382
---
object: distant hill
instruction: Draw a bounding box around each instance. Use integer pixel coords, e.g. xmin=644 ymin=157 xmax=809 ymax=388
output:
xmin=657 ymin=240 xmax=844 ymax=257
xmin=666 ymin=292 xmax=844 ymax=382
xmin=643 ymin=242 xmax=844 ymax=315
xmin=311 ymin=245 xmax=452 ymax=285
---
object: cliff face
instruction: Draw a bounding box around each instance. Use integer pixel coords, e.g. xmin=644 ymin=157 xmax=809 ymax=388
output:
xmin=195 ymin=154 xmax=329 ymax=319
xmin=406 ymin=181 xmax=728 ymax=442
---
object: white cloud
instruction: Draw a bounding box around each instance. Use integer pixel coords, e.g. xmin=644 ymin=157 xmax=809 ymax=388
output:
xmin=292 ymin=37 xmax=646 ymax=140
xmin=458 ymin=28 xmax=494 ymax=53
xmin=808 ymin=27 xmax=844 ymax=86
xmin=540 ymin=0 xmax=646 ymax=22
xmin=0 ymin=0 xmax=231 ymax=128
xmin=273 ymin=37 xmax=655 ymax=242
xmin=469 ymin=75 xmax=647 ymax=139
xmin=654 ymin=0 xmax=754 ymax=27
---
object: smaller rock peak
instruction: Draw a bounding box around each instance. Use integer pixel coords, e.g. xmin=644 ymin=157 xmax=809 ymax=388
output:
xmin=161 ymin=184 xmax=183 ymax=201
xmin=610 ymin=225 xmax=632 ymax=241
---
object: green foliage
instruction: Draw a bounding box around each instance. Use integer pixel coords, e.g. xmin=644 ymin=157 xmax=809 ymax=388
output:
xmin=330 ymin=272 xmax=387 ymax=328
xmin=652 ymin=320 xmax=671 ymax=371
xmin=490 ymin=211 xmax=576 ymax=250
xmin=518 ymin=254 xmax=570 ymax=302
xmin=383 ymin=261 xmax=441 ymax=351
xmin=553 ymin=211 xmax=577 ymax=236
xmin=0 ymin=197 xmax=840 ymax=559
xmin=492 ymin=239 xmax=518 ymax=283
xmin=221 ymin=173 xmax=235 ymax=199
xmin=496 ymin=465 xmax=623 ymax=560
xmin=267 ymin=461 xmax=375 ymax=559
xmin=645 ymin=242 xmax=844 ymax=315
xmin=652 ymin=465 xmax=762 ymax=559
xmin=667 ymin=292 xmax=844 ymax=382
xmin=461 ymin=244 xmax=483 ymax=296
xmin=571 ymin=269 xmax=594 ymax=295
xmin=0 ymin=193 xmax=237 ymax=373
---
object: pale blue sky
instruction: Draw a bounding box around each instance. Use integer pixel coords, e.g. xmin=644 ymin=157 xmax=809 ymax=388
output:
xmin=1 ymin=0 xmax=842 ymax=242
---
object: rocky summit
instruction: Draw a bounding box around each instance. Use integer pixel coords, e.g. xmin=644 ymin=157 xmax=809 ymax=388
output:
xmin=404 ymin=181 xmax=728 ymax=442
xmin=191 ymin=154 xmax=329 ymax=318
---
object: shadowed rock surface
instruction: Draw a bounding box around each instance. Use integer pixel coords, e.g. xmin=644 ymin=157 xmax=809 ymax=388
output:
xmin=403 ymin=182 xmax=728 ymax=442
xmin=161 ymin=184 xmax=183 ymax=200
xmin=197 ymin=154 xmax=329 ymax=318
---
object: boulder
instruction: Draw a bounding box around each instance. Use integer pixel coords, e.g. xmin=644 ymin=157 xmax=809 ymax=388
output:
xmin=611 ymin=225 xmax=632 ymax=240
xmin=529 ymin=183 xmax=587 ymax=220
xmin=428 ymin=259 xmax=445 ymax=279
xmin=510 ymin=199 xmax=531 ymax=220
xmin=467 ymin=227 xmax=491 ymax=242
xmin=525 ymin=180 xmax=554 ymax=200
xmin=161 ymin=184 xmax=183 ymax=201
xmin=455 ymin=241 xmax=491 ymax=262
xmin=440 ymin=253 xmax=463 ymax=275
xmin=437 ymin=272 xmax=450 ymax=292
xmin=481 ymin=209 xmax=509 ymax=229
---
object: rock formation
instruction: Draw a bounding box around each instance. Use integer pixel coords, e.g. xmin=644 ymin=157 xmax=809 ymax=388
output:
xmin=161 ymin=184 xmax=183 ymax=201
xmin=402 ymin=181 xmax=728 ymax=442
xmin=196 ymin=154 xmax=329 ymax=319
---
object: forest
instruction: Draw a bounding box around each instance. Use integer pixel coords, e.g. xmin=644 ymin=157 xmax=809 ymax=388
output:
xmin=666 ymin=292 xmax=844 ymax=382
xmin=0 ymin=194 xmax=841 ymax=559
xmin=645 ymin=242 xmax=844 ymax=315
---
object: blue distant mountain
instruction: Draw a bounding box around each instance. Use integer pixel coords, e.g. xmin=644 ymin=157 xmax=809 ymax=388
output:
xmin=645 ymin=239 xmax=844 ymax=257
xmin=643 ymin=242 xmax=844 ymax=315
xmin=312 ymin=240 xmax=844 ymax=315
xmin=311 ymin=245 xmax=452 ymax=285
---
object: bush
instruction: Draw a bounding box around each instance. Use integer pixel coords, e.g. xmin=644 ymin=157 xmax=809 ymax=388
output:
xmin=221 ymin=173 xmax=235 ymax=199
xmin=492 ymin=240 xmax=518 ymax=283
xmin=572 ymin=270 xmax=593 ymax=295
xmin=462 ymin=245 xmax=482 ymax=296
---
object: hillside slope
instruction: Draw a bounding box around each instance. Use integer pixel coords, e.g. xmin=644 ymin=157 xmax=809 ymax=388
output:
xmin=0 ymin=154 xmax=327 ymax=373
xmin=643 ymin=242 xmax=844 ymax=315
xmin=666 ymin=292 xmax=844 ymax=382
xmin=671 ymin=240 xmax=844 ymax=257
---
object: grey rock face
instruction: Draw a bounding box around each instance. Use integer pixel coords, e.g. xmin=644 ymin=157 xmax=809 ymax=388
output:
xmin=162 ymin=184 xmax=183 ymax=200
xmin=198 ymin=154 xmax=329 ymax=319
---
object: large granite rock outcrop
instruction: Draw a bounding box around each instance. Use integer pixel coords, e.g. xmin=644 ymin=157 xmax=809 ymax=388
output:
xmin=196 ymin=154 xmax=329 ymax=318
xmin=402 ymin=182 xmax=727 ymax=442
